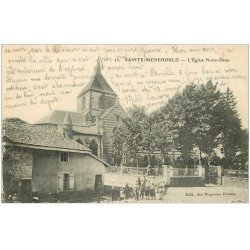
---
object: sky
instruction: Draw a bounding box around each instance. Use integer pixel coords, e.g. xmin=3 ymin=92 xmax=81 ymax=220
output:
xmin=2 ymin=44 xmax=248 ymax=128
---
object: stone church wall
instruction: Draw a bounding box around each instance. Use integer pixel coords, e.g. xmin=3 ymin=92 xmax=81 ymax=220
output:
xmin=102 ymin=104 xmax=127 ymax=164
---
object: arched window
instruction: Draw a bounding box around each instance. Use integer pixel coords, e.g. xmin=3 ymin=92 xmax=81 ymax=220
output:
xmin=89 ymin=139 xmax=98 ymax=156
xmin=99 ymin=94 xmax=105 ymax=109
xmin=81 ymin=96 xmax=86 ymax=110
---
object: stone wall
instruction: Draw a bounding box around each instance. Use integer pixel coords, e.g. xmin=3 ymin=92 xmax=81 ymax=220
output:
xmin=77 ymin=91 xmax=91 ymax=113
xmin=3 ymin=146 xmax=33 ymax=180
xmin=90 ymin=91 xmax=116 ymax=112
xmin=2 ymin=146 xmax=33 ymax=197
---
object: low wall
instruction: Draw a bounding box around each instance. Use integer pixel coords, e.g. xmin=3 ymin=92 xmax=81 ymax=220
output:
xmin=222 ymin=176 xmax=248 ymax=188
xmin=104 ymin=173 xmax=168 ymax=188
xmin=170 ymin=177 xmax=205 ymax=187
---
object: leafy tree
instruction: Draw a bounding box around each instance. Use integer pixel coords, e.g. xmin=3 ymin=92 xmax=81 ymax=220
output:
xmin=219 ymin=88 xmax=245 ymax=168
xmin=112 ymin=106 xmax=147 ymax=167
xmin=194 ymin=81 xmax=222 ymax=163
xmin=111 ymin=82 xmax=248 ymax=170
xmin=159 ymin=82 xmax=223 ymax=166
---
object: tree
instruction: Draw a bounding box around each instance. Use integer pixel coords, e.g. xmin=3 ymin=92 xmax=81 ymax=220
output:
xmin=111 ymin=82 xmax=248 ymax=170
xmin=235 ymin=129 xmax=248 ymax=170
xmin=159 ymin=82 xmax=223 ymax=166
xmin=112 ymin=106 xmax=147 ymax=167
xmin=112 ymin=124 xmax=127 ymax=165
xmin=148 ymin=110 xmax=174 ymax=163
xmin=219 ymin=88 xmax=244 ymax=168
xmin=194 ymin=81 xmax=223 ymax=163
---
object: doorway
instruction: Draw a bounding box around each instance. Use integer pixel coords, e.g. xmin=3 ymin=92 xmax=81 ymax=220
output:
xmin=20 ymin=179 xmax=32 ymax=201
xmin=63 ymin=173 xmax=69 ymax=191
xmin=94 ymin=175 xmax=102 ymax=195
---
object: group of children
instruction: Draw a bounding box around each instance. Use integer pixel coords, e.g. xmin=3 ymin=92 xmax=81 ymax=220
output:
xmin=111 ymin=177 xmax=169 ymax=202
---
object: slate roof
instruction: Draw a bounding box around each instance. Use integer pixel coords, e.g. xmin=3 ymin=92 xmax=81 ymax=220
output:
xmin=3 ymin=119 xmax=91 ymax=152
xmin=35 ymin=110 xmax=99 ymax=134
xmin=35 ymin=110 xmax=84 ymax=126
xmin=77 ymin=71 xmax=117 ymax=97
xmin=63 ymin=112 xmax=73 ymax=125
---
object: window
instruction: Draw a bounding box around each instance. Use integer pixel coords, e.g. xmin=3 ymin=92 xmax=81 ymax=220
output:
xmin=99 ymin=94 xmax=105 ymax=109
xmin=60 ymin=152 xmax=69 ymax=162
xmin=89 ymin=139 xmax=98 ymax=156
xmin=64 ymin=173 xmax=69 ymax=191
xmin=81 ymin=96 xmax=86 ymax=110
xmin=76 ymin=138 xmax=84 ymax=145
xmin=58 ymin=173 xmax=74 ymax=192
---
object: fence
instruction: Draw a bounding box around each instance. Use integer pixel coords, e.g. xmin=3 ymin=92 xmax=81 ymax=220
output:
xmin=104 ymin=165 xmax=207 ymax=187
xmin=223 ymin=169 xmax=248 ymax=178
xmin=171 ymin=168 xmax=201 ymax=177
xmin=105 ymin=166 xmax=163 ymax=176
xmin=105 ymin=166 xmax=204 ymax=177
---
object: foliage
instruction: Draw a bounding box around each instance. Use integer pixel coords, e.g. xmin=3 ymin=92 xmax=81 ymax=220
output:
xmin=111 ymin=82 xmax=248 ymax=169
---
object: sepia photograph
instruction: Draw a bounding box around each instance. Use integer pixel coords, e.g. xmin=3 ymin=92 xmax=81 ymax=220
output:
xmin=1 ymin=44 xmax=248 ymax=203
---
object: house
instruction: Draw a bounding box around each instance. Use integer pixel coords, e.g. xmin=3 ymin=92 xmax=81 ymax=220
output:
xmin=35 ymin=58 xmax=127 ymax=165
xmin=2 ymin=118 xmax=109 ymax=201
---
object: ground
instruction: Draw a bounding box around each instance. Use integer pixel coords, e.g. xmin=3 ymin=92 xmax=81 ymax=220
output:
xmin=5 ymin=177 xmax=248 ymax=203
xmin=101 ymin=185 xmax=248 ymax=203
xmin=102 ymin=176 xmax=249 ymax=203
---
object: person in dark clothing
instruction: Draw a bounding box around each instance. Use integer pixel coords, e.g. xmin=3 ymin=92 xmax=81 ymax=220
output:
xmin=111 ymin=186 xmax=116 ymax=201
xmin=124 ymin=184 xmax=130 ymax=200
xmin=135 ymin=185 xmax=140 ymax=201
xmin=149 ymin=184 xmax=156 ymax=200
xmin=140 ymin=182 xmax=145 ymax=200
xmin=145 ymin=185 xmax=150 ymax=200
xmin=136 ymin=177 xmax=141 ymax=187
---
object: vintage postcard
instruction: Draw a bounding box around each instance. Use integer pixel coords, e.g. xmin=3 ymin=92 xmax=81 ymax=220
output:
xmin=1 ymin=44 xmax=248 ymax=203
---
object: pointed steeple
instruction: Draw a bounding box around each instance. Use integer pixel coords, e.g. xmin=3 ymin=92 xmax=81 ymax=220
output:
xmin=77 ymin=57 xmax=117 ymax=98
xmin=95 ymin=57 xmax=103 ymax=73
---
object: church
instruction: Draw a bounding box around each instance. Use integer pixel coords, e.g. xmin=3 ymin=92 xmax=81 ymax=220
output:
xmin=35 ymin=58 xmax=127 ymax=165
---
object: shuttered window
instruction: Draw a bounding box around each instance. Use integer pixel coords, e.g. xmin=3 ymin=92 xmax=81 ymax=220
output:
xmin=69 ymin=173 xmax=75 ymax=191
xmin=57 ymin=173 xmax=64 ymax=192
xmin=57 ymin=172 xmax=74 ymax=192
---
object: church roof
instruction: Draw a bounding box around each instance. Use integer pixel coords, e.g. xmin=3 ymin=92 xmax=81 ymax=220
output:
xmin=77 ymin=59 xmax=117 ymax=97
xmin=35 ymin=110 xmax=99 ymax=134
xmin=63 ymin=112 xmax=73 ymax=125
xmin=35 ymin=110 xmax=84 ymax=126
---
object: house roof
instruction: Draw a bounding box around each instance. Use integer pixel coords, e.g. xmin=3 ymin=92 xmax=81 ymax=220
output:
xmin=35 ymin=110 xmax=84 ymax=126
xmin=3 ymin=119 xmax=91 ymax=152
xmin=77 ymin=60 xmax=117 ymax=97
